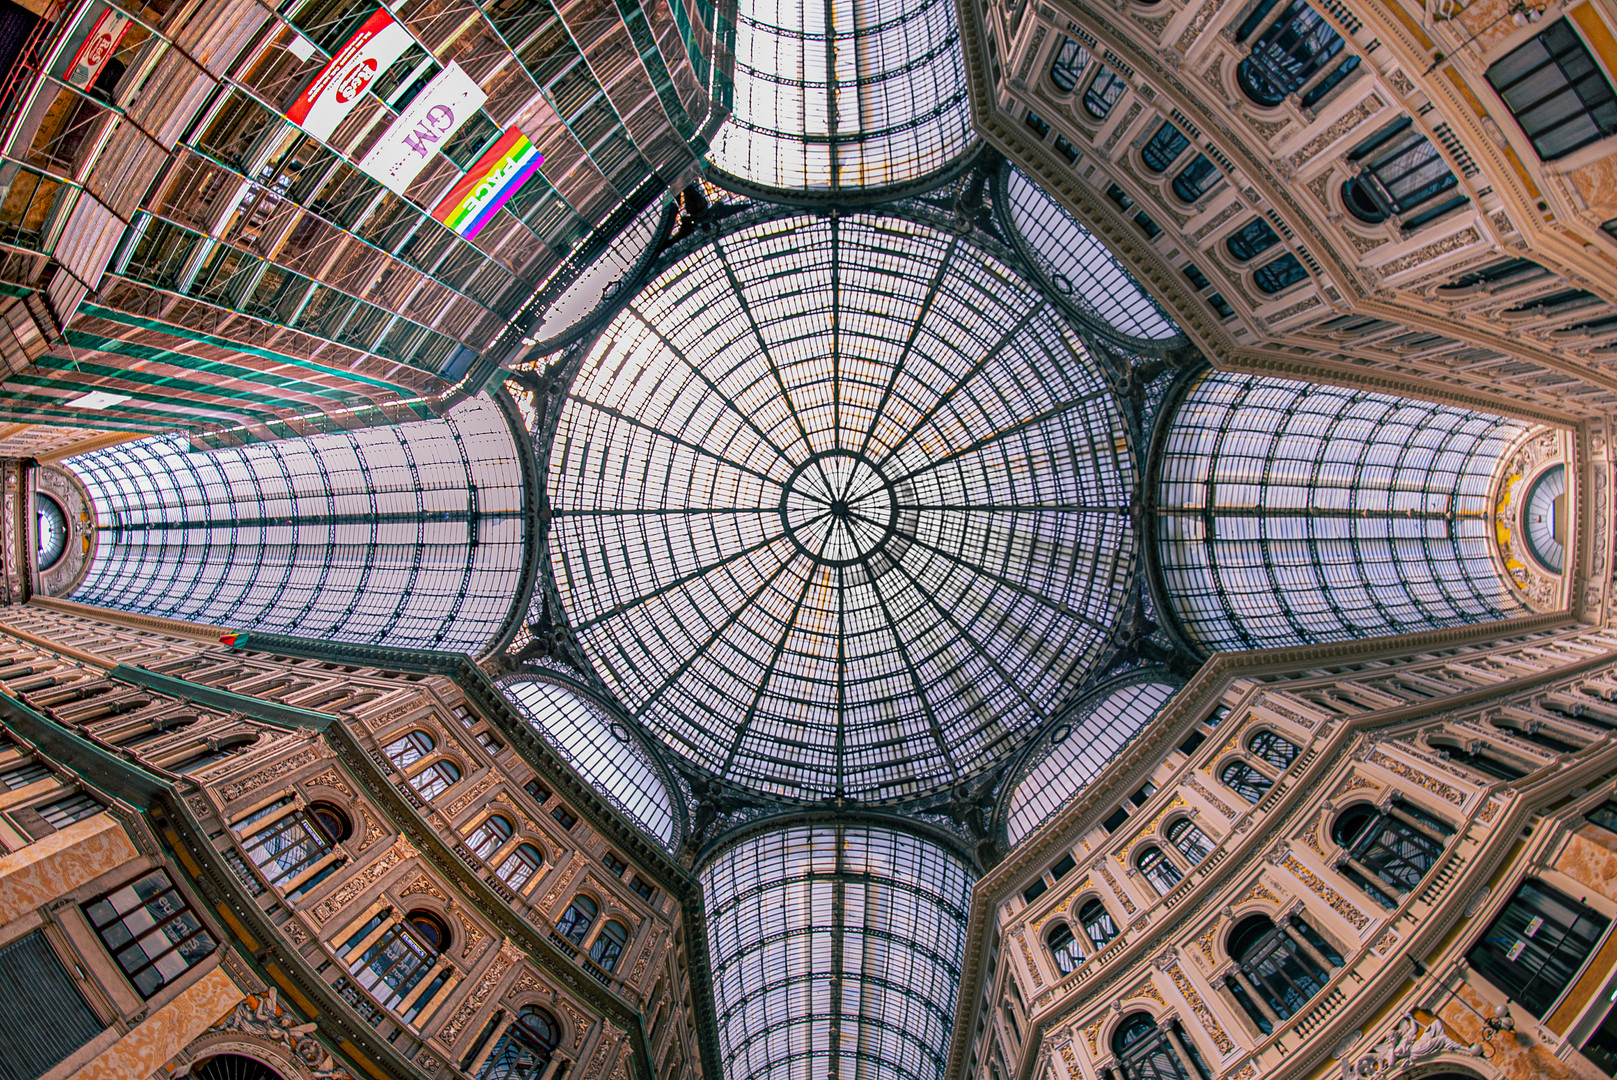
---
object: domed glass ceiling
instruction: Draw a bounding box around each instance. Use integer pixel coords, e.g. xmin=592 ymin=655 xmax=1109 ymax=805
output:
xmin=549 ymin=212 xmax=1136 ymax=801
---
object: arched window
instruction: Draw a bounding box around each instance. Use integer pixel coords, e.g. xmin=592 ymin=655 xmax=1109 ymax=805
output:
xmin=239 ymin=800 xmax=350 ymax=890
xmin=1227 ymin=915 xmax=1338 ymax=1031
xmin=385 ymin=731 xmax=434 ymax=770
xmin=1226 ymin=218 xmax=1280 ymax=261
xmin=1113 ymin=1012 xmax=1203 ymax=1080
xmin=467 ymin=815 xmax=513 ymax=859
xmin=1143 ymin=122 xmax=1190 ymax=172
xmin=1254 ymin=253 xmax=1309 ymax=294
xmin=340 ymin=908 xmax=450 ymax=1018
xmin=1341 ymin=118 xmax=1465 ymax=230
xmin=1168 ymin=819 xmax=1212 ymax=864
xmin=1047 ymin=922 xmax=1083 ymax=974
xmin=191 ymin=1055 xmax=285 ymax=1080
xmin=1222 ymin=761 xmax=1273 ymax=804
xmin=591 ymin=920 xmax=629 ymax=973
xmin=478 ymin=1005 xmax=561 ymax=1080
xmin=498 ymin=843 xmax=544 ymax=889
xmin=1079 ymin=899 xmax=1119 ymax=950
xmin=1051 ymin=38 xmax=1092 ymax=92
xmin=1250 ymin=731 xmax=1299 ymax=771
xmin=1172 ymin=156 xmax=1222 ymax=202
xmin=1333 ymin=801 xmax=1450 ymax=908
xmin=1086 ymin=68 xmax=1127 ymax=118
xmin=409 ymin=759 xmax=461 ymax=799
xmin=1237 ymin=1 xmax=1347 ymax=106
xmin=1434 ymin=740 xmax=1527 ymax=782
xmin=556 ymin=895 xmax=598 ymax=945
xmin=1138 ymin=846 xmax=1183 ymax=895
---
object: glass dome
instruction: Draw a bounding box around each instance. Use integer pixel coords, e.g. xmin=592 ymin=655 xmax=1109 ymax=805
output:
xmin=548 ymin=211 xmax=1135 ymax=801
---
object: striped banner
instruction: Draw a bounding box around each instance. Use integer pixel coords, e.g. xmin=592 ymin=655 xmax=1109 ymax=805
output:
xmin=432 ymin=128 xmax=543 ymax=240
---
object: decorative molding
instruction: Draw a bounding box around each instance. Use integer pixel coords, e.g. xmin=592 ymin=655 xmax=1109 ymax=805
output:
xmin=1166 ymin=961 xmax=1234 ymax=1054
xmin=309 ymin=838 xmax=412 ymax=924
xmin=440 ymin=947 xmax=518 ymax=1047
xmin=218 ymin=746 xmax=321 ymax=802
xmin=1281 ymin=854 xmax=1370 ymax=931
xmin=1289 ymin=95 xmax=1386 ymax=168
xmin=1366 ymin=748 xmax=1464 ymax=805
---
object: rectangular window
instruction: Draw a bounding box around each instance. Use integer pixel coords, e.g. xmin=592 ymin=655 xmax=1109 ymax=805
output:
xmin=1025 ymin=110 xmax=1051 ymax=139
xmin=0 ymin=759 xmax=48 ymax=790
xmin=1049 ymin=853 xmax=1077 ymax=880
xmin=84 ymin=869 xmax=217 ymax=998
xmin=630 ymin=875 xmax=655 ymax=902
xmin=38 ymin=792 xmax=103 ymax=829
xmin=1208 ymin=293 xmax=1236 ymax=319
xmin=0 ymin=931 xmax=104 ymax=1080
xmin=525 ymin=779 xmax=552 ymax=804
xmin=1467 ymin=878 xmax=1610 ymax=1018
xmin=1182 ymin=264 xmax=1211 ymax=291
xmin=603 ymin=852 xmax=627 ymax=876
xmin=1588 ymin=800 xmax=1617 ymax=835
xmin=1054 ymin=135 xmax=1080 ymax=164
xmin=1021 ymin=878 xmax=1048 ymax=904
xmin=551 ymin=805 xmax=577 ymax=829
xmin=1487 ymin=19 xmax=1617 ymax=160
xmin=1102 ymin=806 xmax=1131 ymax=833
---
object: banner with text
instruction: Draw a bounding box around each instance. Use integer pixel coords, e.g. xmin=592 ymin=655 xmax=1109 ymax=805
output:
xmin=285 ymin=7 xmax=413 ymax=141
xmin=358 ymin=62 xmax=486 ymax=196
xmin=66 ymin=8 xmax=131 ymax=90
xmin=432 ymin=128 xmax=543 ymax=239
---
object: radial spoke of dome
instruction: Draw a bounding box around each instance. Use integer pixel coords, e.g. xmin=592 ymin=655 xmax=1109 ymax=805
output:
xmin=719 ymin=532 xmax=835 ymax=776
xmin=834 ymin=564 xmax=848 ymax=792
xmin=625 ymin=306 xmax=802 ymax=472
xmin=715 ymin=236 xmax=829 ymax=480
xmin=853 ymin=234 xmax=962 ymax=461
xmin=831 ymin=217 xmax=843 ymax=446
xmin=864 ymin=572 xmax=958 ymax=776
xmin=628 ymin=540 xmax=810 ymax=718
xmin=878 ymin=552 xmax=1050 ymax=724
xmin=859 ymin=508 xmax=1120 ymax=633
xmin=872 ymin=304 xmax=1044 ymax=473
xmin=569 ymin=521 xmax=800 ymax=633
xmin=881 ymin=392 xmax=1119 ymax=493
xmin=568 ymin=399 xmax=787 ymax=490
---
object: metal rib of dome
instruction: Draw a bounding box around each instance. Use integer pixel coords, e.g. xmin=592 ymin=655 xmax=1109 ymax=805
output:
xmin=709 ymin=0 xmax=974 ymax=190
xmin=549 ymin=212 xmax=1135 ymax=801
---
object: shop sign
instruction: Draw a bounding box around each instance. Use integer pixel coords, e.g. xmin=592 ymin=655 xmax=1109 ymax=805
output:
xmin=285 ymin=7 xmax=413 ymax=141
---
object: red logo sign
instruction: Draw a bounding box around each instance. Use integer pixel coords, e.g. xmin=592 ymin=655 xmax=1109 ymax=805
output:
xmin=334 ymin=58 xmax=378 ymax=104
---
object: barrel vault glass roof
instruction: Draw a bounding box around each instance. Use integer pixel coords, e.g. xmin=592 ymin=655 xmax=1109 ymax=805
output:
xmin=67 ymin=397 xmax=528 ymax=654
xmin=708 ymin=0 xmax=974 ymax=189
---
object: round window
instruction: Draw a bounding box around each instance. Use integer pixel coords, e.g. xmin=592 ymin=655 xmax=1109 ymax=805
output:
xmin=34 ymin=494 xmax=67 ymax=570
xmin=1522 ymin=463 xmax=1567 ymax=574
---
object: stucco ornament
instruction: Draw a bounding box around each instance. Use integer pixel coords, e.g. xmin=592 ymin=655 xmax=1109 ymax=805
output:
xmin=212 ymin=987 xmax=351 ymax=1079
xmin=1344 ymin=1012 xmax=1483 ymax=1079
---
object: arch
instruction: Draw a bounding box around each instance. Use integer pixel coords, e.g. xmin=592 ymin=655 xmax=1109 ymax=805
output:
xmin=1253 ymin=253 xmax=1309 ymax=294
xmin=466 ymin=814 xmax=514 ymax=859
xmin=1226 ymin=915 xmax=1336 ymax=1030
xmin=1153 ymin=371 xmax=1528 ymax=653
xmin=478 ymin=1005 xmax=561 ymax=1080
xmin=65 ymin=398 xmax=528 ymax=655
xmin=1050 ymin=38 xmax=1093 ymax=92
xmin=384 ymin=731 xmax=435 ymax=770
xmin=1221 ymin=761 xmax=1273 ymax=804
xmin=1330 ymin=800 xmax=1449 ymax=907
xmin=1167 ymin=817 xmax=1212 ymax=864
xmin=307 ymin=801 xmax=352 ymax=843
xmin=405 ymin=909 xmax=450 ymax=954
xmin=1143 ymin=123 xmax=1190 ymax=172
xmin=1226 ymin=218 xmax=1280 ymax=261
xmin=590 ymin=919 xmax=630 ymax=973
xmin=1248 ymin=730 xmax=1299 ymax=771
xmin=408 ymin=758 xmax=462 ymax=800
xmin=1078 ymin=898 xmax=1119 ymax=950
xmin=1046 ymin=921 xmax=1083 ymax=974
xmin=190 ymin=1054 xmax=288 ymax=1080
xmin=497 ymin=843 xmax=545 ymax=890
xmin=556 ymin=894 xmax=598 ymax=945
xmin=1237 ymin=0 xmax=1347 ymax=106
xmin=1138 ymin=846 xmax=1183 ymax=895
xmin=1086 ymin=67 xmax=1127 ymax=118
xmin=1171 ymin=156 xmax=1222 ymax=203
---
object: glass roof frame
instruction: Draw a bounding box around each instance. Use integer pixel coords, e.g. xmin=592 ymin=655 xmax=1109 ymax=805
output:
xmin=529 ymin=195 xmax=1146 ymax=807
xmin=1145 ymin=366 xmax=1532 ymax=656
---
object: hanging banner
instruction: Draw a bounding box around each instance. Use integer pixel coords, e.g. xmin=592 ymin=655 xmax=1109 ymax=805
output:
xmin=357 ymin=62 xmax=486 ymax=196
xmin=285 ymin=7 xmax=413 ymax=141
xmin=432 ymin=128 xmax=543 ymax=239
xmin=66 ymin=8 xmax=131 ymax=90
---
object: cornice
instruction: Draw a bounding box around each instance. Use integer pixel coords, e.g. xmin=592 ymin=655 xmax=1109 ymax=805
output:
xmin=941 ymin=610 xmax=1578 ymax=1080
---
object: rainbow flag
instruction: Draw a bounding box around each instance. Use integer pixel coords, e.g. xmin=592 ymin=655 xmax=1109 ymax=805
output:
xmin=220 ymin=632 xmax=249 ymax=648
xmin=433 ymin=129 xmax=543 ymax=240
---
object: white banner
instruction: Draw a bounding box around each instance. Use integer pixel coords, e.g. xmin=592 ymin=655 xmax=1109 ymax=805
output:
xmin=358 ymin=62 xmax=487 ymax=196
xmin=285 ymin=7 xmax=414 ymax=142
xmin=66 ymin=8 xmax=131 ymax=90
